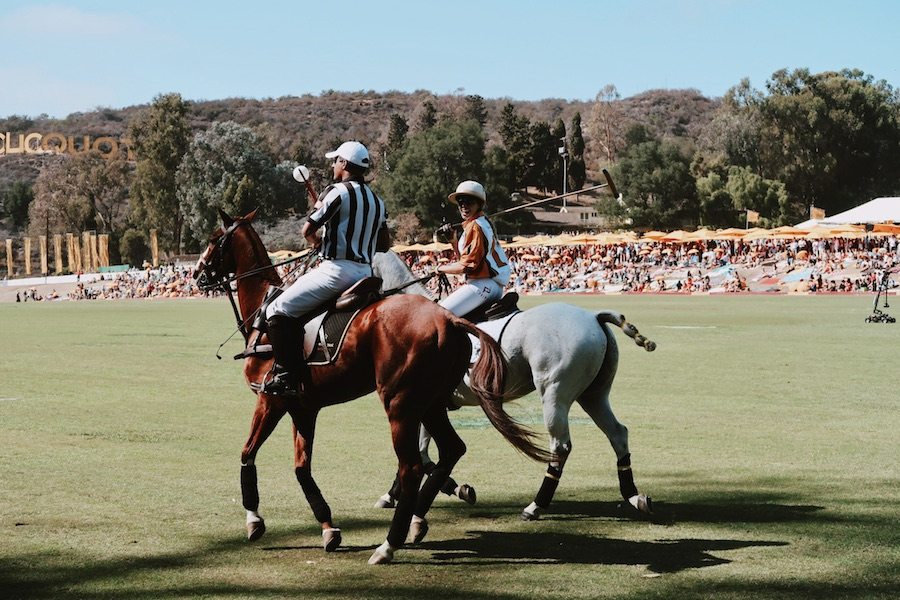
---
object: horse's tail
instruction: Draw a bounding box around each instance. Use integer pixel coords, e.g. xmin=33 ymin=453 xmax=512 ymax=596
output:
xmin=451 ymin=318 xmax=552 ymax=463
xmin=596 ymin=311 xmax=657 ymax=352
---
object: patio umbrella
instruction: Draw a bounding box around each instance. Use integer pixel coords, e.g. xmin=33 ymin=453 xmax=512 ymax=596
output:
xmin=641 ymin=230 xmax=668 ymax=241
xmin=661 ymin=230 xmax=689 ymax=242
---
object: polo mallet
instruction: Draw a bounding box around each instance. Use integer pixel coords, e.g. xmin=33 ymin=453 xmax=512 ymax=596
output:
xmin=439 ymin=168 xmax=621 ymax=232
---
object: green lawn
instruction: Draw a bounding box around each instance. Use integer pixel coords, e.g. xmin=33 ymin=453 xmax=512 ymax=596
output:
xmin=0 ymin=295 xmax=897 ymax=599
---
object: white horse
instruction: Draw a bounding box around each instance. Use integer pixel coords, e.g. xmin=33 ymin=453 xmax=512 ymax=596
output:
xmin=373 ymin=250 xmax=657 ymax=524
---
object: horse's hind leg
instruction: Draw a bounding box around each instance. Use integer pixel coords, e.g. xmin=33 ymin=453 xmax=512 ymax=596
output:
xmin=376 ymin=425 xmax=473 ymax=509
xmin=369 ymin=410 xmax=424 ymax=565
xmin=241 ymin=394 xmax=289 ymax=541
xmin=522 ymin=382 xmax=574 ymax=521
xmin=408 ymin=405 xmax=467 ymax=544
xmin=577 ymin=384 xmax=653 ymax=515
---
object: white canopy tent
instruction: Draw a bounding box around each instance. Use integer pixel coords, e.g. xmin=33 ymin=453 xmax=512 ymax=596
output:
xmin=796 ymin=197 xmax=900 ymax=227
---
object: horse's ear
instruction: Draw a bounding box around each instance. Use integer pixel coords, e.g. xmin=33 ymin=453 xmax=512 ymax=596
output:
xmin=244 ymin=208 xmax=259 ymax=222
xmin=218 ymin=208 xmax=234 ymax=227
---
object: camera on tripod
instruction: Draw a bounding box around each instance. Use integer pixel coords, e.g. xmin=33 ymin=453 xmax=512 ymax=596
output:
xmin=866 ymin=268 xmax=897 ymax=323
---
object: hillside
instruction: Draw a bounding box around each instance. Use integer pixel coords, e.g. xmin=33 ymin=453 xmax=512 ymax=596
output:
xmin=0 ymin=88 xmax=719 ymax=189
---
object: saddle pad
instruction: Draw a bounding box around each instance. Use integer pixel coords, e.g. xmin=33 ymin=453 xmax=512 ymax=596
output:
xmin=303 ymin=309 xmax=361 ymax=366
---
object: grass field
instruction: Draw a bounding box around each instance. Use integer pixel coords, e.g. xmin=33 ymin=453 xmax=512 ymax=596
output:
xmin=1 ymin=294 xmax=898 ymax=599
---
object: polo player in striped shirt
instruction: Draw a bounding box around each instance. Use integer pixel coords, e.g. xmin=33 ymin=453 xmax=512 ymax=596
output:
xmin=263 ymin=140 xmax=390 ymax=397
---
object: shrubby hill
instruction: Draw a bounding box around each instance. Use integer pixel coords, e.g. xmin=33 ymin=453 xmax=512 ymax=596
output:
xmin=0 ymin=88 xmax=719 ymax=188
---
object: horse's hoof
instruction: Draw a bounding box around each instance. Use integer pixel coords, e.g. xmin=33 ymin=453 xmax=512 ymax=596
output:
xmin=458 ymin=484 xmax=477 ymax=505
xmin=521 ymin=502 xmax=543 ymax=521
xmin=323 ymin=528 xmax=342 ymax=552
xmin=629 ymin=494 xmax=654 ymax=514
xmin=374 ymin=493 xmax=396 ymax=509
xmin=644 ymin=340 xmax=657 ymax=352
xmin=367 ymin=541 xmax=395 ymax=565
xmin=246 ymin=518 xmax=266 ymax=542
xmin=408 ymin=517 xmax=429 ymax=544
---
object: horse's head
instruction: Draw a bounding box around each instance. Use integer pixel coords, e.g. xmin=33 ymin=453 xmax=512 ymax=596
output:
xmin=194 ymin=208 xmax=260 ymax=291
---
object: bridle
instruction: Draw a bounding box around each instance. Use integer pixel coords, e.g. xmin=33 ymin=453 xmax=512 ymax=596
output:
xmin=195 ymin=219 xmax=313 ymax=356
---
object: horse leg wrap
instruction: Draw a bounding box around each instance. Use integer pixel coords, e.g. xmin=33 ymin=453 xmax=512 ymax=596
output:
xmin=387 ymin=492 xmax=416 ymax=549
xmin=415 ymin=463 xmax=455 ymax=517
xmin=387 ymin=472 xmax=402 ymax=500
xmin=617 ymin=453 xmax=639 ymax=500
xmin=440 ymin=475 xmax=459 ymax=496
xmin=295 ymin=467 xmax=332 ymax=524
xmin=534 ymin=465 xmax=563 ymax=509
xmin=240 ymin=463 xmax=259 ymax=512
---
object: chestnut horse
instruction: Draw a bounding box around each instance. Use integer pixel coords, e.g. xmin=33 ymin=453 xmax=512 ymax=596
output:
xmin=194 ymin=210 xmax=549 ymax=565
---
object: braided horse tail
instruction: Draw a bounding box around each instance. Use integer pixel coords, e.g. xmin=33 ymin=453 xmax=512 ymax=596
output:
xmin=596 ymin=311 xmax=657 ymax=352
xmin=449 ymin=317 xmax=551 ymax=463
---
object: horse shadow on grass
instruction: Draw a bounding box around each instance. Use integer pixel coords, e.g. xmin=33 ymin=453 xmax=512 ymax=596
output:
xmin=542 ymin=498 xmax=826 ymax=526
xmin=416 ymin=529 xmax=787 ymax=572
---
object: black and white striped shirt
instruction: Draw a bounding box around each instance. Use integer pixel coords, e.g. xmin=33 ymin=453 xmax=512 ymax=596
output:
xmin=307 ymin=181 xmax=387 ymax=263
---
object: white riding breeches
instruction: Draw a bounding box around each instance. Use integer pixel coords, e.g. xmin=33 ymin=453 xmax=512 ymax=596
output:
xmin=266 ymin=259 xmax=373 ymax=320
xmin=439 ymin=277 xmax=504 ymax=317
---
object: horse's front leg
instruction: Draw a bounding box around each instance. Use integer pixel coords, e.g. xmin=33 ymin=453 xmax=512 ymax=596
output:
xmin=241 ymin=393 xmax=289 ymax=541
xmin=289 ymin=406 xmax=341 ymax=552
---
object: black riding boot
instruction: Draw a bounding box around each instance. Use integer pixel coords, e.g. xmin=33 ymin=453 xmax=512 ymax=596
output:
xmin=263 ymin=315 xmax=307 ymax=397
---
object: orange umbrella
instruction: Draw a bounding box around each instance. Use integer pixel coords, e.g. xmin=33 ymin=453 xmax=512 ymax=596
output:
xmin=661 ymin=230 xmax=689 ymax=242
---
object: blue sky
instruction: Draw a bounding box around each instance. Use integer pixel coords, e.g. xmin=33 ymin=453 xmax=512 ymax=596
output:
xmin=2 ymin=0 xmax=899 ymax=118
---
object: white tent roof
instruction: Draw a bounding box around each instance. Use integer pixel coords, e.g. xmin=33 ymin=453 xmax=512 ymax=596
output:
xmin=801 ymin=197 xmax=900 ymax=226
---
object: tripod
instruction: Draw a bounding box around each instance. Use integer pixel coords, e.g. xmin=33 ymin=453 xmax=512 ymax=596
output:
xmin=866 ymin=270 xmax=896 ymax=323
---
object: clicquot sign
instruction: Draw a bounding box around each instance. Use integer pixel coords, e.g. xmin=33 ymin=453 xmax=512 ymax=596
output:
xmin=0 ymin=132 xmax=134 ymax=160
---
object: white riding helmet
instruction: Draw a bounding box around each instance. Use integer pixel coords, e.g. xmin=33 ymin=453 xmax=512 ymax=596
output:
xmin=325 ymin=141 xmax=370 ymax=169
xmin=448 ymin=180 xmax=486 ymax=205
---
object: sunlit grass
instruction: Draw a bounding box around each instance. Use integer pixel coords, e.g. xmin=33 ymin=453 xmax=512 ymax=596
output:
xmin=1 ymin=295 xmax=897 ymax=599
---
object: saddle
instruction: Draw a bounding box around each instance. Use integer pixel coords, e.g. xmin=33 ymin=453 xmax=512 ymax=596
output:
xmin=461 ymin=292 xmax=521 ymax=324
xmin=234 ymin=277 xmax=384 ymax=364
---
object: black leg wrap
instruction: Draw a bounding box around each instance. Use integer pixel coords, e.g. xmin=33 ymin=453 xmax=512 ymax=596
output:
xmin=617 ymin=453 xmax=638 ymax=499
xmin=388 ymin=472 xmax=402 ymax=499
xmin=295 ymin=467 xmax=332 ymax=524
xmin=387 ymin=493 xmax=415 ymax=548
xmin=440 ymin=475 xmax=458 ymax=496
xmin=534 ymin=465 xmax=563 ymax=509
xmin=415 ymin=464 xmax=454 ymax=516
xmin=240 ymin=463 xmax=259 ymax=512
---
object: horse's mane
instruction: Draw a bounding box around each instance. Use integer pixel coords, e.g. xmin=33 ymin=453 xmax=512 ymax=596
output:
xmin=373 ymin=251 xmax=434 ymax=299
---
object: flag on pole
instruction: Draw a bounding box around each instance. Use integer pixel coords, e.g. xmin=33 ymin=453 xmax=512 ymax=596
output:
xmin=746 ymin=209 xmax=760 ymax=224
xmin=810 ymin=206 xmax=825 ymax=220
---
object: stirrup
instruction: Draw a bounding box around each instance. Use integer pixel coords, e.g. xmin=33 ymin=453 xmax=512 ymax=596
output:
xmin=261 ymin=369 xmax=299 ymax=397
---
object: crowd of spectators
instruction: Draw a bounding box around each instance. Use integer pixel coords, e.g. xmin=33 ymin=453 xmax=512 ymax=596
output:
xmin=11 ymin=232 xmax=898 ymax=302
xmin=63 ymin=265 xmax=217 ymax=301
xmin=398 ymin=233 xmax=899 ymax=295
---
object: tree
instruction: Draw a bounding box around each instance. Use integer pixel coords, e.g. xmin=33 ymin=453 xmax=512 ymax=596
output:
xmin=568 ymin=112 xmax=586 ymax=190
xmin=606 ymin=126 xmax=698 ymax=229
xmin=415 ymin=100 xmax=438 ymax=131
xmin=119 ymin=228 xmax=149 ymax=267
xmin=128 ymin=93 xmax=191 ymax=254
xmin=715 ymin=69 xmax=900 ymax=217
xmin=2 ymin=181 xmax=34 ymax=230
xmin=177 ymin=121 xmax=284 ymax=249
xmin=28 ymin=152 xmax=133 ymax=257
xmin=588 ymin=84 xmax=625 ymax=164
xmin=384 ymin=113 xmax=409 ymax=171
xmin=463 ymin=94 xmax=488 ymax=127
xmin=375 ymin=119 xmax=485 ymax=231
xmin=498 ymin=103 xmax=532 ymax=190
